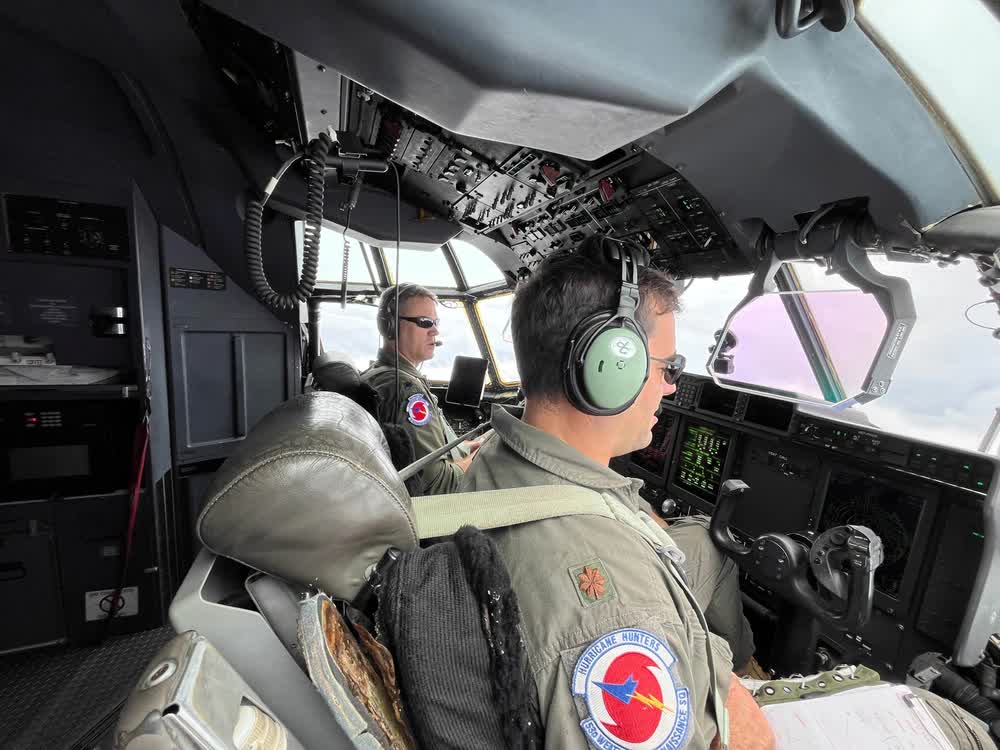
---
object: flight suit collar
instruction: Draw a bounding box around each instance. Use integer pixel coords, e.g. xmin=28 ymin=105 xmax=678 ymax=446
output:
xmin=374 ymin=348 xmax=424 ymax=382
xmin=489 ymin=405 xmax=645 ymax=509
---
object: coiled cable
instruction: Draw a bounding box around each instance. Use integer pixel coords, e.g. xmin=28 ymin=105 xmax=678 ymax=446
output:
xmin=245 ymin=132 xmax=333 ymax=310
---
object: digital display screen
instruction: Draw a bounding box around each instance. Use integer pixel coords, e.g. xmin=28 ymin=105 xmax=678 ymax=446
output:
xmin=631 ymin=411 xmax=678 ymax=479
xmin=444 ymin=356 xmax=489 ymax=407
xmin=743 ymin=396 xmax=795 ymax=432
xmin=819 ymin=472 xmax=928 ymax=599
xmin=674 ymin=422 xmax=732 ymax=502
xmin=698 ymin=383 xmax=741 ymax=418
xmin=9 ymin=445 xmax=90 ymax=481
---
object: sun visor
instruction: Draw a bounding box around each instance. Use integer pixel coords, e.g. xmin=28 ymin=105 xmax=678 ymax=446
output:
xmin=707 ymin=227 xmax=916 ymax=408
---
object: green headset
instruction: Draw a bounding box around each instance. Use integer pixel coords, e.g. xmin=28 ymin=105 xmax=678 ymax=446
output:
xmin=563 ymin=235 xmax=651 ymax=416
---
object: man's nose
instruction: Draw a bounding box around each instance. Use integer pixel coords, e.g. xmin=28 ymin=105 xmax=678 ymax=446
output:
xmin=662 ymin=379 xmax=677 ymax=397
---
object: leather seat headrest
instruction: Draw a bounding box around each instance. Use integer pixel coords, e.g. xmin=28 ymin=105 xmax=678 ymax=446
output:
xmin=312 ymin=352 xmax=362 ymax=394
xmin=197 ymin=392 xmax=419 ymax=602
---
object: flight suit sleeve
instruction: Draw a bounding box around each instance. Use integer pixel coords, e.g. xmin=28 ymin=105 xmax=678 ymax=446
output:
xmin=387 ymin=381 xmax=464 ymax=495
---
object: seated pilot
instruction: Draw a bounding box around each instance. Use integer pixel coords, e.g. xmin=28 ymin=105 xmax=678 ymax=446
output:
xmin=459 ymin=236 xmax=993 ymax=749
xmin=361 ymin=283 xmax=481 ymax=494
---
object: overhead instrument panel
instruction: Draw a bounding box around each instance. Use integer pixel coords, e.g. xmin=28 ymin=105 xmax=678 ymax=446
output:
xmin=369 ymin=104 xmax=746 ymax=277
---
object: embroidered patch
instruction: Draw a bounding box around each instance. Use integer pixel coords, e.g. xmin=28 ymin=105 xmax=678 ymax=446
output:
xmin=569 ymin=558 xmax=617 ymax=607
xmin=405 ymin=393 xmax=433 ymax=426
xmin=573 ymin=628 xmax=691 ymax=750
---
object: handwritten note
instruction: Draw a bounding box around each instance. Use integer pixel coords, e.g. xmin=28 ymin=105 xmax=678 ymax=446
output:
xmin=762 ymin=684 xmax=954 ymax=750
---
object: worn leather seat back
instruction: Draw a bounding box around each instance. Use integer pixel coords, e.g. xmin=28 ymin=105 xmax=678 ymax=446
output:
xmin=196 ymin=391 xmax=419 ymax=602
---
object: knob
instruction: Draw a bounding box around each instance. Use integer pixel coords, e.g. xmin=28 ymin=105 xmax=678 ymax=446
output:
xmin=660 ymin=498 xmax=679 ymax=518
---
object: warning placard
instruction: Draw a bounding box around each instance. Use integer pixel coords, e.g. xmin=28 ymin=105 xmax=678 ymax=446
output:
xmin=28 ymin=297 xmax=79 ymax=328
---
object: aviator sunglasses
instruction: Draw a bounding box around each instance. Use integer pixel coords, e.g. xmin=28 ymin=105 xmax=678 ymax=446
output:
xmin=650 ymin=352 xmax=686 ymax=386
xmin=399 ymin=315 xmax=439 ymax=329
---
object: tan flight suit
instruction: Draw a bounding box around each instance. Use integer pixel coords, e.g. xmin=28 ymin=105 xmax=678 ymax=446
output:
xmin=463 ymin=405 xmax=755 ymax=667
xmin=463 ymin=406 xmax=996 ymax=750
xmin=462 ymin=405 xmax=735 ymax=749
xmin=361 ymin=349 xmax=468 ymax=495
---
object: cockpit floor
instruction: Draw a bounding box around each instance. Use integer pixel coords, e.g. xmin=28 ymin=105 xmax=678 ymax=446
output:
xmin=0 ymin=626 xmax=174 ymax=750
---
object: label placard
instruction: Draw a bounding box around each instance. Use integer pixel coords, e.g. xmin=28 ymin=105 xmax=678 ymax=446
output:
xmin=28 ymin=297 xmax=79 ymax=327
xmin=85 ymin=586 xmax=138 ymax=621
xmin=169 ymin=267 xmax=226 ymax=291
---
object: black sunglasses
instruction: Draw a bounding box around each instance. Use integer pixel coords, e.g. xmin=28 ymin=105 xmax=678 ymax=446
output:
xmin=399 ymin=316 xmax=439 ymax=329
xmin=650 ymin=352 xmax=686 ymax=385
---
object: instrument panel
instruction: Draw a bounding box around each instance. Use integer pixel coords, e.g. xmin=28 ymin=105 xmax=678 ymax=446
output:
xmin=627 ymin=373 xmax=994 ymax=679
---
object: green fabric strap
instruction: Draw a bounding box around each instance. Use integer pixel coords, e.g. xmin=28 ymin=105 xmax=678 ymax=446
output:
xmin=412 ymin=485 xmax=613 ymax=540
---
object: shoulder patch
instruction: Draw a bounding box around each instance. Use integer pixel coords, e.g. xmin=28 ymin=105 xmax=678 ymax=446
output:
xmin=573 ymin=628 xmax=691 ymax=750
xmin=406 ymin=393 xmax=433 ymax=426
xmin=569 ymin=558 xmax=616 ymax=608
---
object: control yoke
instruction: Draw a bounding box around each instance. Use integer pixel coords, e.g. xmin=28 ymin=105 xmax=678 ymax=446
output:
xmin=710 ymin=479 xmax=883 ymax=632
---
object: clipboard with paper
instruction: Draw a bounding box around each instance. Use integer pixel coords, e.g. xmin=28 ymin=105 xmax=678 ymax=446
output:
xmin=761 ymin=684 xmax=955 ymax=750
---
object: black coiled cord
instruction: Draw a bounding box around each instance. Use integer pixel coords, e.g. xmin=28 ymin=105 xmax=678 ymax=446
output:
xmin=930 ymin=660 xmax=1000 ymax=741
xmin=245 ymin=132 xmax=334 ymax=310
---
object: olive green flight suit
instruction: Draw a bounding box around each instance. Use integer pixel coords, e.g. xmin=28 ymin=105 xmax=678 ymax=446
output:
xmin=461 ymin=406 xmax=995 ymax=750
xmin=361 ymin=349 xmax=468 ymax=495
xmin=462 ymin=405 xmax=755 ymax=667
xmin=461 ymin=405 xmax=735 ymax=749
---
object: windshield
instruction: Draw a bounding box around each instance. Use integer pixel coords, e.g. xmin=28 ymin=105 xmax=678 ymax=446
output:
xmin=859 ymin=0 xmax=1000 ymax=197
xmin=677 ymin=257 xmax=1000 ymax=453
xmin=383 ymin=246 xmax=456 ymax=287
xmin=295 ymin=222 xmax=376 ymax=285
xmin=317 ymin=299 xmax=487 ymax=385
xmin=450 ymin=238 xmax=507 ymax=288
xmin=477 ymin=294 xmax=519 ymax=385
xmin=420 ymin=301 xmax=488 ymax=384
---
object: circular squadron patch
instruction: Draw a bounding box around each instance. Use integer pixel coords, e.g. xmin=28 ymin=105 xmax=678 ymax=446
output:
xmin=573 ymin=628 xmax=691 ymax=750
xmin=406 ymin=393 xmax=433 ymax=426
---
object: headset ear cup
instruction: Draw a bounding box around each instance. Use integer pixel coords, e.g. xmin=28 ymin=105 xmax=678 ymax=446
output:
xmin=564 ymin=313 xmax=649 ymax=415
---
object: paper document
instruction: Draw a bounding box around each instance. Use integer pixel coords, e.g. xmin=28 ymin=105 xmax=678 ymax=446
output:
xmin=762 ymin=684 xmax=954 ymax=750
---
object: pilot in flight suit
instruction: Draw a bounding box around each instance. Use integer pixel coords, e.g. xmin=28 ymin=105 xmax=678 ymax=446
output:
xmin=459 ymin=238 xmax=994 ymax=749
xmin=361 ymin=283 xmax=476 ymax=495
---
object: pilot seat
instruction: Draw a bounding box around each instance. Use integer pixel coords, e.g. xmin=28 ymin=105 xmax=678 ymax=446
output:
xmin=111 ymin=392 xmax=993 ymax=749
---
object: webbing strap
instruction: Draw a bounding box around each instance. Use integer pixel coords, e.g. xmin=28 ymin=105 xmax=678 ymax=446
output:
xmin=412 ymin=485 xmax=613 ymax=540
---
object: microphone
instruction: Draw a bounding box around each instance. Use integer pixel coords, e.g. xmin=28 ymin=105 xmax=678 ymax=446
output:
xmin=434 ymin=341 xmax=444 ymax=347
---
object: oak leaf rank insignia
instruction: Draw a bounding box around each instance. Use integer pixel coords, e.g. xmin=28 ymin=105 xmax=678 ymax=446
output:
xmin=569 ymin=558 xmax=616 ymax=607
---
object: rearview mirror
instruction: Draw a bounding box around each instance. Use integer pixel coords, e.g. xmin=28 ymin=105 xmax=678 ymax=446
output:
xmin=707 ymin=238 xmax=915 ymax=408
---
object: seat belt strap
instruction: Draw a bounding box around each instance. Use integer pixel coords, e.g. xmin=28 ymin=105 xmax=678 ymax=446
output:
xmin=412 ymin=485 xmax=613 ymax=540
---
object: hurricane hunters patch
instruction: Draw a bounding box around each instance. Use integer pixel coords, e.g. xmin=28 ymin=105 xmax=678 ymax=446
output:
xmin=406 ymin=393 xmax=433 ymax=426
xmin=573 ymin=628 xmax=691 ymax=750
xmin=569 ymin=558 xmax=616 ymax=608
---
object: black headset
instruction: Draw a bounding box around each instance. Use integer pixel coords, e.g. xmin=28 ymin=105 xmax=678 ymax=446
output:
xmin=562 ymin=236 xmax=652 ymax=416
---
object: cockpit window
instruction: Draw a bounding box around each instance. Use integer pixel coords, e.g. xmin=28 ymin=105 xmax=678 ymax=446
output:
xmin=675 ymin=274 xmax=755 ymax=379
xmin=421 ymin=301 xmax=491 ymax=384
xmin=450 ymin=238 xmax=506 ymax=288
xmin=860 ymin=0 xmax=1000 ymax=196
xmin=295 ymin=222 xmax=376 ymax=285
xmin=382 ymin=246 xmax=457 ymax=288
xmin=679 ymin=257 xmax=1000 ymax=452
xmin=316 ymin=301 xmax=380 ymax=369
xmin=476 ymin=294 xmax=520 ymax=386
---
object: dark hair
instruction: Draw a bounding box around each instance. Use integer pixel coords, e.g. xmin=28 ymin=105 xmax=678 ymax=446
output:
xmin=377 ymin=283 xmax=438 ymax=338
xmin=511 ymin=242 xmax=680 ymax=400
